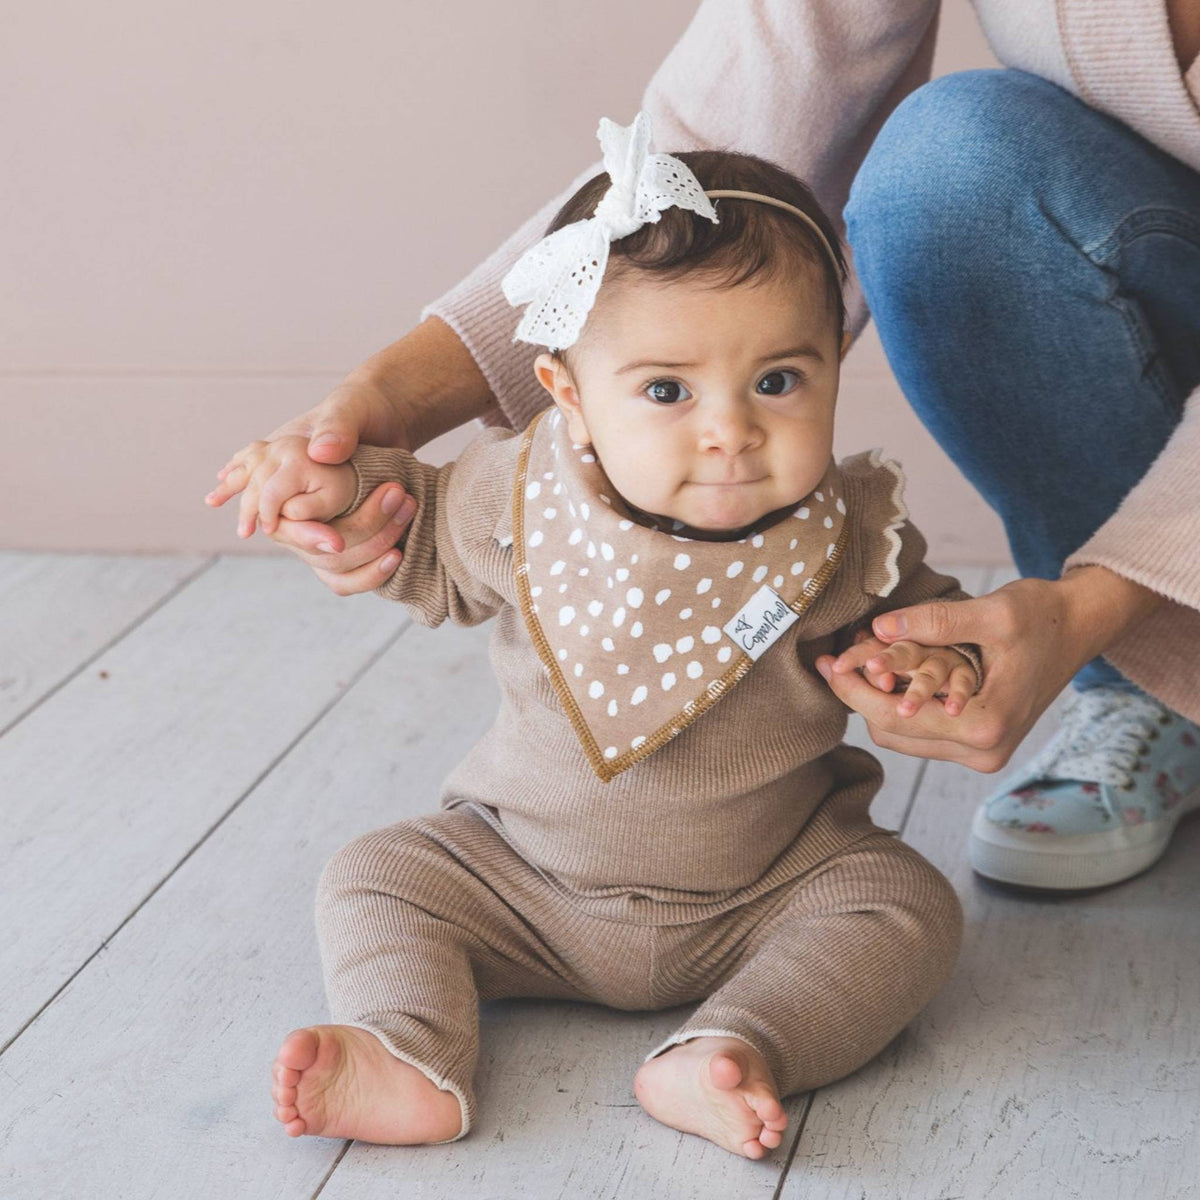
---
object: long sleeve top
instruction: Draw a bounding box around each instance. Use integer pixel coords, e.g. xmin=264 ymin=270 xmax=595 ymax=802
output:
xmin=417 ymin=0 xmax=1200 ymax=723
xmin=335 ymin=411 xmax=981 ymax=905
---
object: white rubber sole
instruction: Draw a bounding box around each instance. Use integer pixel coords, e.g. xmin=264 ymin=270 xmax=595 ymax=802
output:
xmin=968 ymin=787 xmax=1200 ymax=891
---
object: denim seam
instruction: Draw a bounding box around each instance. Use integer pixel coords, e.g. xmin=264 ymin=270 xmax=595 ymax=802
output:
xmin=1041 ymin=203 xmax=1198 ymax=423
xmin=1083 ymin=207 xmax=1200 ymax=264
xmin=1095 ymin=212 xmax=1200 ymax=422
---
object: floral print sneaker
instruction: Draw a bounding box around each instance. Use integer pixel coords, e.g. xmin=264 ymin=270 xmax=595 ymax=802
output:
xmin=969 ymin=686 xmax=1200 ymax=890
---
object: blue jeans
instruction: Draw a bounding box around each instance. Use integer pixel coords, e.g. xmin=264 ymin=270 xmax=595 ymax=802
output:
xmin=843 ymin=68 xmax=1200 ymax=692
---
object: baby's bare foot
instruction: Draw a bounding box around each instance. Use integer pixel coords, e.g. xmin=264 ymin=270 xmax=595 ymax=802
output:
xmin=270 ymin=1025 xmax=462 ymax=1144
xmin=632 ymin=1035 xmax=789 ymax=1159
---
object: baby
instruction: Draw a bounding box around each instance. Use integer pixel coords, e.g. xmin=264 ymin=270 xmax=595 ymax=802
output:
xmin=235 ymin=114 xmax=982 ymax=1159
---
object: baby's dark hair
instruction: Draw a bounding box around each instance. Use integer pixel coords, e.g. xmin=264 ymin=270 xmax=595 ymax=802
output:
xmin=545 ymin=149 xmax=848 ymax=361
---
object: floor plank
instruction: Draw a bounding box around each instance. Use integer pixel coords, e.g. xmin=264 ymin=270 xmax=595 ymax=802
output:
xmin=0 ymin=550 xmax=211 ymax=733
xmin=786 ymin=569 xmax=1200 ymax=1198
xmin=0 ymin=555 xmax=405 ymax=1048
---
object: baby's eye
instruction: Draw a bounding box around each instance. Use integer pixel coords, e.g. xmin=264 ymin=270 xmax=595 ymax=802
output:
xmin=756 ymin=369 xmax=803 ymax=396
xmin=644 ymin=379 xmax=691 ymax=405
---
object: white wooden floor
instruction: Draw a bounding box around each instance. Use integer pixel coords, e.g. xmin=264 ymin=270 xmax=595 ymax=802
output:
xmin=2 ymin=553 xmax=1197 ymax=1200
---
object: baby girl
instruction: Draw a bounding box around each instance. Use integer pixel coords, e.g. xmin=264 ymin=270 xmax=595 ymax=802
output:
xmin=226 ymin=114 xmax=981 ymax=1159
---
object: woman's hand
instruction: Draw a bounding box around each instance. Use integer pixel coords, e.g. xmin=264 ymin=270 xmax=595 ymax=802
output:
xmin=205 ymin=376 xmax=407 ymax=511
xmin=262 ymin=481 xmax=418 ymax=596
xmin=831 ymin=633 xmax=979 ymax=718
xmin=814 ymin=566 xmax=1166 ymax=772
xmin=203 ymin=378 xmax=417 ymax=594
xmin=203 ymin=317 xmax=496 ymax=596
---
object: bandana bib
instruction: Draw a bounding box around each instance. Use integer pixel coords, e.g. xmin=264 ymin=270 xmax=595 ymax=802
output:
xmin=512 ymin=409 xmax=848 ymax=781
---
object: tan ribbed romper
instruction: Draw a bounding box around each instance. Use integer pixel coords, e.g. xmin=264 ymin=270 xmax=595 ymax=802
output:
xmin=317 ymin=411 xmax=976 ymax=1141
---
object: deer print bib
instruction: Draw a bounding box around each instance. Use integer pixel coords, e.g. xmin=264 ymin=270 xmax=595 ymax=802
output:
xmin=511 ymin=408 xmax=849 ymax=781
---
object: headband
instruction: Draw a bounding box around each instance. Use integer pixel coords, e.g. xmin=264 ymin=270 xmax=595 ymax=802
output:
xmin=501 ymin=111 xmax=841 ymax=351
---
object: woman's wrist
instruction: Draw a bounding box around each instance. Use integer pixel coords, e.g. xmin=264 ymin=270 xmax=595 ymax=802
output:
xmin=347 ymin=316 xmax=498 ymax=452
xmin=1058 ymin=564 xmax=1167 ymax=662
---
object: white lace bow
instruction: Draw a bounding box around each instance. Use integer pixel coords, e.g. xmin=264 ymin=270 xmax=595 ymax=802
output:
xmin=501 ymin=111 xmax=718 ymax=351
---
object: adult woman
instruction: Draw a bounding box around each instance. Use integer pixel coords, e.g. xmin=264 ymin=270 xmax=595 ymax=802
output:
xmin=208 ymin=0 xmax=1200 ymax=890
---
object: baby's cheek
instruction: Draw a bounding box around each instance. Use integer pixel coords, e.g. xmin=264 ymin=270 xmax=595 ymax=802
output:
xmin=605 ymin=455 xmax=675 ymax=515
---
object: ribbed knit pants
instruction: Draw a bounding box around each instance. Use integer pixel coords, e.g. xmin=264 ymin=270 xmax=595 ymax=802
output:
xmin=315 ymin=804 xmax=962 ymax=1141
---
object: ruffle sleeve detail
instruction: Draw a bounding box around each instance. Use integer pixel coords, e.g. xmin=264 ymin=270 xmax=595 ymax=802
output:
xmin=838 ymin=448 xmax=909 ymax=599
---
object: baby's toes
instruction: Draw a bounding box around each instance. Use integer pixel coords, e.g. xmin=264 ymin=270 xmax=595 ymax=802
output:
xmin=746 ymin=1087 xmax=786 ymax=1124
xmin=273 ymin=1060 xmax=300 ymax=1088
xmin=277 ymin=1028 xmax=321 ymax=1073
xmin=757 ymin=1123 xmax=785 ymax=1150
xmin=278 ymin=1108 xmax=307 ymax=1137
xmin=741 ymin=1136 xmax=768 ymax=1159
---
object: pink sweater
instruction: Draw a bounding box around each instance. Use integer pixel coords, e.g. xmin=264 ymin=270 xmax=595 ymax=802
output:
xmin=419 ymin=0 xmax=1200 ymax=722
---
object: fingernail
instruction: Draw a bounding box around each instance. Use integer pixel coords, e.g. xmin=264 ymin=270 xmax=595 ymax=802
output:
xmin=876 ymin=614 xmax=906 ymax=638
xmin=381 ymin=489 xmax=403 ymax=515
xmin=379 ymin=553 xmax=400 ymax=572
xmin=316 ymin=541 xmax=336 ymax=553
xmin=393 ymin=498 xmax=416 ymax=526
xmin=311 ymin=433 xmax=340 ymax=448
xmin=815 ymin=659 xmax=831 ymax=680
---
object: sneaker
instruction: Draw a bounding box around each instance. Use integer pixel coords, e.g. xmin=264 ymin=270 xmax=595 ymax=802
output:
xmin=968 ymin=686 xmax=1200 ymax=890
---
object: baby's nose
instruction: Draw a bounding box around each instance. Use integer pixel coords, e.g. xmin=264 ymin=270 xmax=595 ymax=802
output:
xmin=699 ymin=404 xmax=761 ymax=455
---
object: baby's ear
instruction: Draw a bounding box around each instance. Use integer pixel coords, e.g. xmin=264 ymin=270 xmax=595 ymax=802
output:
xmin=533 ymin=352 xmax=556 ymax=395
xmin=839 ymin=329 xmax=852 ymax=361
xmin=535 ymin=353 xmax=588 ymax=436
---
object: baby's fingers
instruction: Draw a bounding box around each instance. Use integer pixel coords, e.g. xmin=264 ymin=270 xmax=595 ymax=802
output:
xmin=206 ymin=441 xmax=272 ymax=507
xmin=205 ymin=462 xmax=250 ymax=508
xmin=942 ymin=664 xmax=978 ymax=717
xmin=832 ymin=636 xmax=901 ymax=693
xmin=831 ymin=635 xmax=891 ymax=675
xmin=257 ymin=464 xmax=311 ymax=535
xmin=236 ymin=471 xmax=271 ymax=539
xmin=278 ymin=488 xmax=350 ymax=525
xmin=896 ymin=656 xmax=952 ymax=717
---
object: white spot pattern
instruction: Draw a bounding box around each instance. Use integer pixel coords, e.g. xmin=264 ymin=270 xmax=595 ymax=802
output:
xmin=521 ymin=415 xmax=847 ymax=762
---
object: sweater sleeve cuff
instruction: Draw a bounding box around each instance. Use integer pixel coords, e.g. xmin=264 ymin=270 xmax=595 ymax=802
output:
xmin=949 ymin=642 xmax=984 ymax=694
xmin=332 ymin=445 xmax=423 ymax=523
xmin=1061 ymin=385 xmax=1200 ymax=721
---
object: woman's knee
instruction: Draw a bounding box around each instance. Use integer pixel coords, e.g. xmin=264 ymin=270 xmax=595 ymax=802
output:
xmin=845 ymin=68 xmax=1075 ymax=267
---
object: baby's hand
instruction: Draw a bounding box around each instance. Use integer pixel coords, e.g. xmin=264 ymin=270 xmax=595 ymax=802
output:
xmin=212 ymin=435 xmax=357 ymax=540
xmin=831 ymin=632 xmax=977 ymax=718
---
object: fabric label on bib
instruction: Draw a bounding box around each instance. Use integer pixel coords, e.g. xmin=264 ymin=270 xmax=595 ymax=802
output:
xmin=723 ymin=584 xmax=799 ymax=661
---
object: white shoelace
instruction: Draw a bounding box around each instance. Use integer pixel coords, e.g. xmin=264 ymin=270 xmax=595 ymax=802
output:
xmin=1027 ymin=687 xmax=1168 ymax=789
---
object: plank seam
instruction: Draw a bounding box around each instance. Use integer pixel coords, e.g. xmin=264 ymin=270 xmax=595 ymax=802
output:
xmin=0 ymin=554 xmax=219 ymax=739
xmin=773 ymin=1092 xmax=814 ymax=1198
xmin=0 ymin=611 xmax=414 ymax=1059
xmin=773 ymin=564 xmax=995 ymax=1191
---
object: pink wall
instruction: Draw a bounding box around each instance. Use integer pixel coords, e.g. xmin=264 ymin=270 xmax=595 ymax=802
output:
xmin=1 ymin=1 xmax=1005 ymax=560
